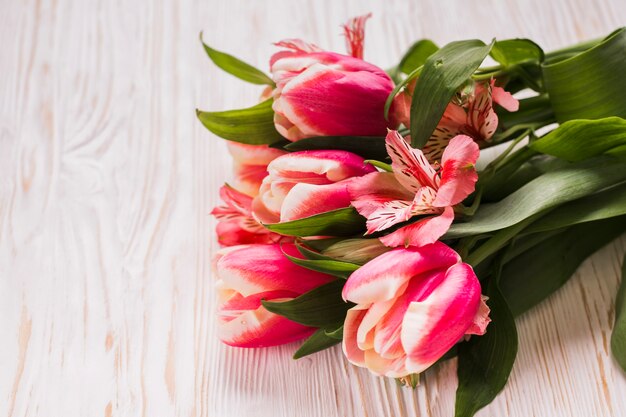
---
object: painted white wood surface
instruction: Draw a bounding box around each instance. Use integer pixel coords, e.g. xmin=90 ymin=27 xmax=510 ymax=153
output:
xmin=1 ymin=0 xmax=626 ymax=416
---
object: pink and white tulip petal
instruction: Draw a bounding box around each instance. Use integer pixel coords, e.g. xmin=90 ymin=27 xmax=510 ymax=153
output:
xmin=270 ymin=38 xmax=396 ymax=141
xmin=279 ymin=181 xmax=353 ymax=222
xmin=216 ymin=244 xmax=334 ymax=296
xmin=342 ymin=242 xmax=460 ymax=305
xmin=253 ymin=150 xmax=374 ymax=224
xmin=215 ymin=243 xmax=335 ymax=348
xmin=401 ymin=263 xmax=482 ymax=373
xmin=341 ymin=243 xmax=488 ymax=377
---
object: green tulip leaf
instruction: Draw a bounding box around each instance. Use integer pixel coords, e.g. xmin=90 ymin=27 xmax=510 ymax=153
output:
xmin=445 ymin=157 xmax=626 ymax=238
xmin=200 ymin=34 xmax=274 ymax=85
xmin=543 ymin=28 xmax=626 ymax=122
xmin=324 ymin=325 xmax=344 ymax=340
xmin=283 ymin=253 xmax=360 ymax=279
xmin=262 ymin=280 xmax=353 ymax=328
xmin=264 ymin=207 xmax=366 ymax=237
xmin=196 ymin=99 xmax=283 ymax=144
xmin=490 ymin=38 xmax=544 ymax=67
xmin=523 ymin=183 xmax=626 ymax=234
xmin=410 ymin=39 xmax=494 ymax=149
xmin=455 ymin=263 xmax=518 ymax=417
xmin=530 ymin=117 xmax=626 ymax=161
xmin=398 ymin=39 xmax=439 ymax=74
xmin=500 ymin=216 xmax=626 ymax=316
xmin=293 ymin=328 xmax=341 ymax=359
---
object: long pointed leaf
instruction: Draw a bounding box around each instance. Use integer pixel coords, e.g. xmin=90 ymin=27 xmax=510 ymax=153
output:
xmin=410 ymin=39 xmax=493 ymax=149
xmin=264 ymin=207 xmax=366 ymax=237
xmin=200 ymin=35 xmax=274 ymax=85
xmin=196 ymin=99 xmax=283 ymax=144
xmin=293 ymin=329 xmax=341 ymax=359
xmin=500 ymin=216 xmax=626 ymax=316
xmin=445 ymin=157 xmax=626 ymax=238
xmin=530 ymin=117 xmax=626 ymax=161
xmin=261 ymin=281 xmax=353 ymax=328
xmin=455 ymin=264 xmax=518 ymax=417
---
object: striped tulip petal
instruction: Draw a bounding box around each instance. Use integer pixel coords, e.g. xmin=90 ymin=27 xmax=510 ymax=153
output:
xmin=253 ymin=150 xmax=375 ymax=223
xmin=215 ymin=243 xmax=335 ymax=348
xmin=402 ymin=263 xmax=482 ymax=373
xmin=215 ymin=244 xmax=334 ymax=296
xmin=341 ymin=243 xmax=488 ymax=377
xmin=342 ymin=242 xmax=460 ymax=305
xmin=270 ymin=40 xmax=396 ymax=141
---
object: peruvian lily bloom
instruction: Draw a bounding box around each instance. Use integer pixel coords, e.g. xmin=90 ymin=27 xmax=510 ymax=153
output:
xmin=270 ymin=14 xmax=397 ymax=141
xmin=394 ymin=79 xmax=519 ymax=162
xmin=227 ymin=142 xmax=286 ymax=197
xmin=211 ymin=185 xmax=291 ymax=246
xmin=215 ymin=243 xmax=335 ymax=347
xmin=342 ymin=242 xmax=490 ymax=377
xmin=349 ymin=130 xmax=479 ymax=247
xmin=252 ymin=150 xmax=375 ymax=224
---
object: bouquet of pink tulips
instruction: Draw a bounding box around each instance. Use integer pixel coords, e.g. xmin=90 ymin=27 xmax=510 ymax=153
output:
xmin=199 ymin=14 xmax=626 ymax=416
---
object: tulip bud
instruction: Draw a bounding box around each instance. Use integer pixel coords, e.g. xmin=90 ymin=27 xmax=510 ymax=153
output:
xmin=214 ymin=244 xmax=335 ymax=347
xmin=252 ymin=150 xmax=375 ymax=224
xmin=322 ymin=238 xmax=390 ymax=264
xmin=341 ymin=242 xmax=490 ymax=377
xmin=270 ymin=42 xmax=397 ymax=141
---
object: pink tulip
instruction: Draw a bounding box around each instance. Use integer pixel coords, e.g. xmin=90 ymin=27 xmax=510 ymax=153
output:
xmin=215 ymin=243 xmax=335 ymax=347
xmin=342 ymin=242 xmax=490 ymax=377
xmin=252 ymin=150 xmax=376 ymax=224
xmin=394 ymin=79 xmax=519 ymax=161
xmin=211 ymin=185 xmax=291 ymax=246
xmin=269 ymin=15 xmax=396 ymax=141
xmin=227 ymin=142 xmax=286 ymax=197
xmin=349 ymin=130 xmax=479 ymax=247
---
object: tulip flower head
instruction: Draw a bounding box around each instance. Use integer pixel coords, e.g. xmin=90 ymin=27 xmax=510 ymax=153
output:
xmin=211 ymin=185 xmax=290 ymax=246
xmin=342 ymin=242 xmax=490 ymax=377
xmin=270 ymin=15 xmax=397 ymax=141
xmin=215 ymin=244 xmax=335 ymax=347
xmin=252 ymin=150 xmax=375 ymax=224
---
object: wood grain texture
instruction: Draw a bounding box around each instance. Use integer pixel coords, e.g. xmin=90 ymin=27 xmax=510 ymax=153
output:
xmin=1 ymin=0 xmax=625 ymax=416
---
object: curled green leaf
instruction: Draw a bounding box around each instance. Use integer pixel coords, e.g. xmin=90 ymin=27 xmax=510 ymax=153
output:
xmin=200 ymin=33 xmax=275 ymax=85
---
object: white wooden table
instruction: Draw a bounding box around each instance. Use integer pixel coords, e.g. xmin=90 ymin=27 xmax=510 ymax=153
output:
xmin=2 ymin=0 xmax=626 ymax=416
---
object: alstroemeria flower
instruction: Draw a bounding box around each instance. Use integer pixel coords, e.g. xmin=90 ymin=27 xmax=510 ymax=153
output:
xmin=349 ymin=130 xmax=479 ymax=247
xmin=215 ymin=243 xmax=335 ymax=347
xmin=252 ymin=150 xmax=375 ymax=224
xmin=393 ymin=79 xmax=519 ymax=161
xmin=227 ymin=142 xmax=286 ymax=197
xmin=342 ymin=242 xmax=490 ymax=377
xmin=270 ymin=14 xmax=397 ymax=141
xmin=211 ymin=185 xmax=291 ymax=246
